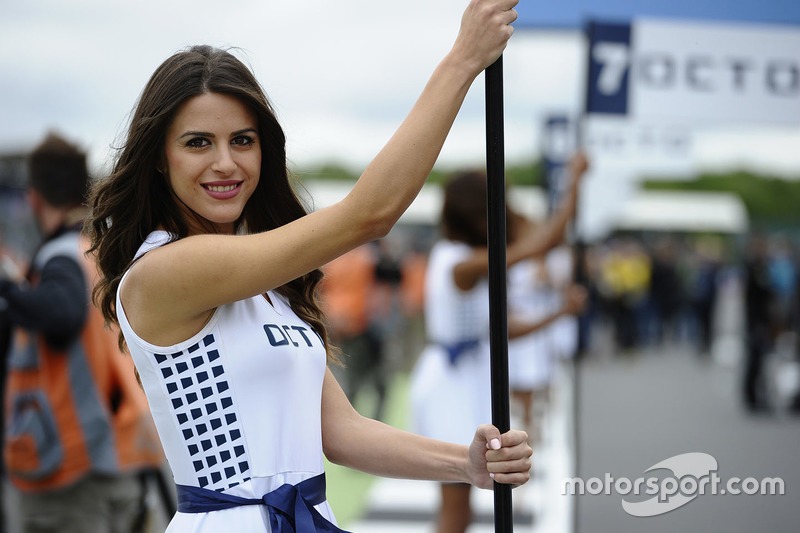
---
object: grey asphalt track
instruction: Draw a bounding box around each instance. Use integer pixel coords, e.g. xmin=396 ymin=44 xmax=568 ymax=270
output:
xmin=574 ymin=344 xmax=800 ymax=533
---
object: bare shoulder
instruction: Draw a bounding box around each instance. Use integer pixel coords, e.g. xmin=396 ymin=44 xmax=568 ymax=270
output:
xmin=120 ymin=238 xmax=215 ymax=346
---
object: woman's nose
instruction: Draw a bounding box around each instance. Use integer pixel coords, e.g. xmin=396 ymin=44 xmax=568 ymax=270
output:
xmin=211 ymin=145 xmax=236 ymax=175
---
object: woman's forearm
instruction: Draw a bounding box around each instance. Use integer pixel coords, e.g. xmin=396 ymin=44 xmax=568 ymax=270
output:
xmin=321 ymin=368 xmax=470 ymax=482
xmin=326 ymin=413 xmax=471 ymax=483
xmin=322 ymin=368 xmax=531 ymax=489
xmin=509 ymin=308 xmax=566 ymax=339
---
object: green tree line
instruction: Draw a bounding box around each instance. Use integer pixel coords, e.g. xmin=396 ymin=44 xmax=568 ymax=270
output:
xmin=295 ymin=162 xmax=800 ymax=231
xmin=642 ymin=171 xmax=800 ymax=230
xmin=294 ymin=161 xmax=544 ymax=187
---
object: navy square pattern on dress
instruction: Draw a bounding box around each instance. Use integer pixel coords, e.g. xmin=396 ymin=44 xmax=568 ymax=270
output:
xmin=155 ymin=333 xmax=251 ymax=491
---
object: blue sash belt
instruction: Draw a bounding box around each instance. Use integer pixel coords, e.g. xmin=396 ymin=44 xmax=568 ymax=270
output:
xmin=438 ymin=338 xmax=481 ymax=365
xmin=176 ymin=473 xmax=350 ymax=532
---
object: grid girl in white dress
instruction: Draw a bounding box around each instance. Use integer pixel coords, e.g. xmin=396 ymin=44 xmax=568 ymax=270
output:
xmin=410 ymin=162 xmax=586 ymax=532
xmin=87 ymin=2 xmax=532 ymax=531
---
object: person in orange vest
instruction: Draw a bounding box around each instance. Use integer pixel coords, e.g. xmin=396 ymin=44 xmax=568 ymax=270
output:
xmin=320 ymin=244 xmax=384 ymax=418
xmin=0 ymin=132 xmax=163 ymax=533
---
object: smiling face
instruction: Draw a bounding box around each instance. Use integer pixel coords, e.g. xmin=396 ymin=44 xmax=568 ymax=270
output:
xmin=164 ymin=92 xmax=261 ymax=235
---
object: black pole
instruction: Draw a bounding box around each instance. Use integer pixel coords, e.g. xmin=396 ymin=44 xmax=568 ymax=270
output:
xmin=485 ymin=56 xmax=513 ymax=533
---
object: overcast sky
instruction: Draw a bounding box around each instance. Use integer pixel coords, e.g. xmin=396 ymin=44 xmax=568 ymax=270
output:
xmin=2 ymin=0 xmax=799 ymax=179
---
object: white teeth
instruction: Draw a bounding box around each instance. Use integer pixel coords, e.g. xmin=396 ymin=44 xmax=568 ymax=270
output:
xmin=206 ymin=184 xmax=237 ymax=192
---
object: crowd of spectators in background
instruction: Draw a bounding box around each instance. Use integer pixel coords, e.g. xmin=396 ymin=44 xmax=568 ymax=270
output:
xmin=320 ymin=228 xmax=800 ymax=419
xmin=576 ymin=234 xmax=726 ymax=356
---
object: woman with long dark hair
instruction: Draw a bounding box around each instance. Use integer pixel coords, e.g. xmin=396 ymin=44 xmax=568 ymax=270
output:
xmin=87 ymin=1 xmax=531 ymax=531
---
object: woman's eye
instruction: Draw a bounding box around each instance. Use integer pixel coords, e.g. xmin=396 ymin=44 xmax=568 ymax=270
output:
xmin=186 ymin=137 xmax=210 ymax=148
xmin=232 ymin=135 xmax=255 ymax=146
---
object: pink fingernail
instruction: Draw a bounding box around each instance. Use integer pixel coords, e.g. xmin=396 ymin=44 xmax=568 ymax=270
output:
xmin=490 ymin=438 xmax=501 ymax=450
xmin=489 ymin=473 xmax=495 ymax=479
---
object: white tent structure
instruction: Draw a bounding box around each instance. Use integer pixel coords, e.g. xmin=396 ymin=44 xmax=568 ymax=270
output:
xmin=612 ymin=191 xmax=749 ymax=235
xmin=297 ymin=180 xmax=749 ymax=237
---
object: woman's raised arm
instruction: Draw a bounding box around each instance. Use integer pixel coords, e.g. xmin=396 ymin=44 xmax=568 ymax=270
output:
xmin=452 ymin=151 xmax=587 ymax=291
xmin=122 ymin=0 xmax=519 ymax=345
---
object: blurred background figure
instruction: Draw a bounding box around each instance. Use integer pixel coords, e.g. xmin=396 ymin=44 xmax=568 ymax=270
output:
xmin=321 ymin=243 xmax=388 ymax=420
xmin=410 ymin=153 xmax=586 ymax=533
xmin=690 ymin=237 xmax=723 ymax=357
xmin=767 ymin=236 xmax=798 ymax=334
xmin=647 ymin=237 xmax=683 ymax=348
xmin=574 ymin=239 xmax=601 ymax=358
xmin=507 ymin=164 xmax=587 ymax=448
xmin=742 ymin=234 xmax=776 ymax=413
xmin=320 ymin=229 xmax=430 ymax=405
xmin=397 ymin=235 xmax=429 ymax=372
xmin=369 ymin=238 xmax=406 ymax=415
xmin=545 ymin=243 xmax=582 ymax=363
xmin=322 ymin=239 xmax=408 ymax=423
xmin=597 ymin=238 xmax=651 ymax=353
xmin=0 ymin=133 xmax=164 ymax=533
xmin=507 ymin=251 xmax=554 ymax=447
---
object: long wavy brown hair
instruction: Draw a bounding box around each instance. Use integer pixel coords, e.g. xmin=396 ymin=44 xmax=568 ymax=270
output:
xmin=86 ymin=45 xmax=338 ymax=362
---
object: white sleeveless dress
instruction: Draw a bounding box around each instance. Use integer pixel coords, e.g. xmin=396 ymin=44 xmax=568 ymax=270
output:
xmin=410 ymin=240 xmax=492 ymax=446
xmin=507 ymin=259 xmax=554 ymax=391
xmin=116 ymin=231 xmax=338 ymax=532
xmin=545 ymin=246 xmax=578 ymax=360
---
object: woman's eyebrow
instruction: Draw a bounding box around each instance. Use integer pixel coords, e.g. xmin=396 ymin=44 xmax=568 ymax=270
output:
xmin=178 ymin=130 xmax=214 ymax=139
xmin=178 ymin=127 xmax=257 ymax=139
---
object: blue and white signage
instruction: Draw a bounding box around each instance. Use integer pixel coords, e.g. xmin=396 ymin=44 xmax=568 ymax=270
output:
xmin=587 ymin=19 xmax=800 ymax=124
xmin=587 ymin=22 xmax=633 ymax=115
xmin=542 ymin=115 xmax=577 ymax=213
